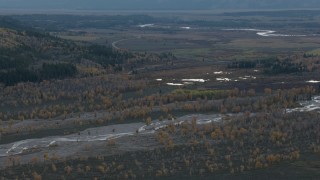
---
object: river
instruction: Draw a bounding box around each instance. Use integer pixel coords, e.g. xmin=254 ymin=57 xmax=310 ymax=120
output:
xmin=0 ymin=114 xmax=222 ymax=158
xmin=0 ymin=96 xmax=318 ymax=168
xmin=223 ymin=28 xmax=309 ymax=37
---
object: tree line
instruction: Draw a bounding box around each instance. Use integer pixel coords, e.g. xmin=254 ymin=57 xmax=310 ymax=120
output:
xmin=0 ymin=63 xmax=78 ymax=86
xmin=228 ymin=57 xmax=309 ymax=74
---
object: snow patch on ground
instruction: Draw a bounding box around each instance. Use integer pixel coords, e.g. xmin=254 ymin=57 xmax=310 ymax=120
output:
xmin=306 ymin=80 xmax=320 ymax=83
xmin=216 ymin=78 xmax=232 ymax=82
xmin=166 ymin=83 xmax=184 ymax=86
xmin=182 ymin=79 xmax=208 ymax=83
xmin=138 ymin=24 xmax=154 ymax=28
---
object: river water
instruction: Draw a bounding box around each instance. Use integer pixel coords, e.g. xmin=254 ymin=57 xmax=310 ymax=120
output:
xmin=223 ymin=28 xmax=308 ymax=37
xmin=287 ymin=96 xmax=320 ymax=113
xmin=0 ymin=95 xmax=318 ymax=166
xmin=0 ymin=114 xmax=221 ymax=157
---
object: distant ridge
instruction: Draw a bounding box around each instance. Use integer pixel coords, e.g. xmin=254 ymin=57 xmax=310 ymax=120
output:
xmin=1 ymin=0 xmax=320 ymax=10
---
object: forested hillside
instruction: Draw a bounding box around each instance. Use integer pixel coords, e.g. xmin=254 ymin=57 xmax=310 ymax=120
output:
xmin=0 ymin=17 xmax=135 ymax=85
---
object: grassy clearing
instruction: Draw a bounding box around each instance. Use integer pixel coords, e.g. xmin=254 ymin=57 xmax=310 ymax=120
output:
xmin=58 ymin=35 xmax=99 ymax=41
xmin=173 ymin=48 xmax=212 ymax=60
xmin=306 ymin=48 xmax=320 ymax=56
xmin=172 ymin=89 xmax=229 ymax=99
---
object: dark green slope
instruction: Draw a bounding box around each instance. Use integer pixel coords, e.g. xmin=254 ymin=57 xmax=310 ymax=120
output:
xmin=0 ymin=17 xmax=132 ymax=86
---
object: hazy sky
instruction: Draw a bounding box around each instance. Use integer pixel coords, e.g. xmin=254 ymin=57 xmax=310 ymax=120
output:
xmin=0 ymin=0 xmax=320 ymax=10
